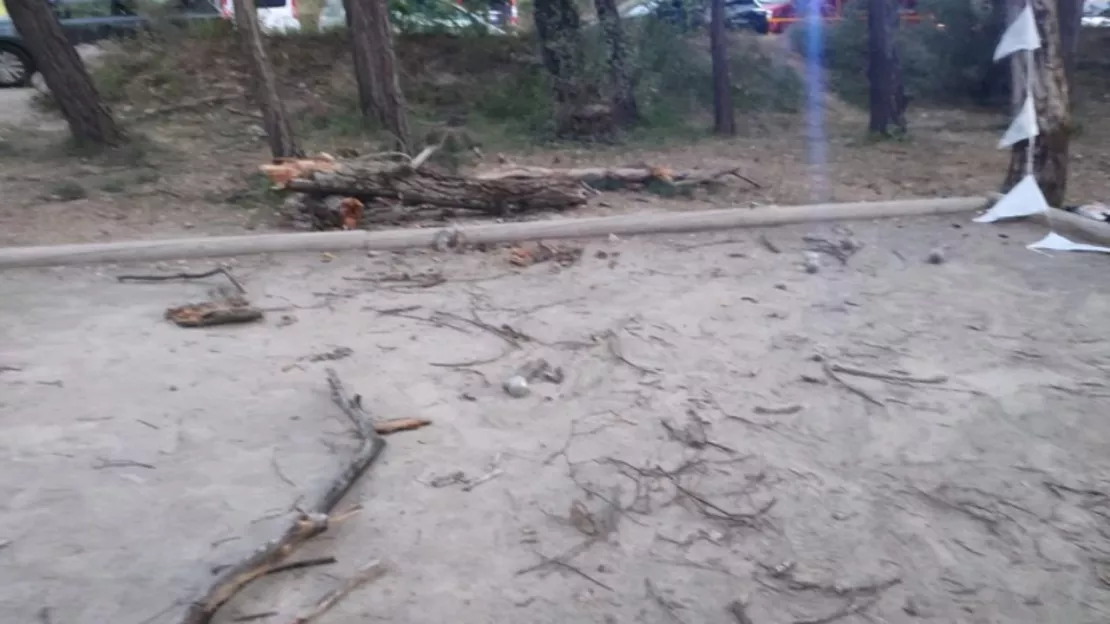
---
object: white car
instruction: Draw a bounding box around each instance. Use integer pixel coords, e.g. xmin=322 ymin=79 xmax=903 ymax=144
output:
xmin=216 ymin=0 xmax=302 ymax=33
xmin=317 ymin=0 xmax=506 ymax=34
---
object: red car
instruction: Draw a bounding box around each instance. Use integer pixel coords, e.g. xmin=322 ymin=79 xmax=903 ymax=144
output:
xmin=765 ymin=0 xmax=921 ymax=33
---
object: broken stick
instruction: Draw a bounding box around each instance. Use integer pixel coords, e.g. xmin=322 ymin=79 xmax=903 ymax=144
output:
xmin=291 ymin=559 xmax=388 ymax=624
xmin=176 ymin=369 xmax=385 ymax=624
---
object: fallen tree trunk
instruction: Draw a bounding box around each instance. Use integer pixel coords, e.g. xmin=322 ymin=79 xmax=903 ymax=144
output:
xmin=474 ymin=165 xmax=758 ymax=189
xmin=287 ymin=163 xmax=591 ymax=215
xmin=0 ymin=197 xmax=991 ymax=269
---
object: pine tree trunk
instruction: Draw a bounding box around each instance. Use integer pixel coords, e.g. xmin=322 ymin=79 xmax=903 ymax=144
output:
xmin=1001 ymin=0 xmax=1070 ymax=207
xmin=709 ymin=0 xmax=735 ymax=136
xmin=348 ymin=0 xmax=412 ymax=153
xmin=594 ymin=0 xmax=639 ymax=126
xmin=232 ymin=0 xmax=299 ymax=158
xmin=867 ymin=0 xmax=907 ymax=135
xmin=533 ymin=0 xmax=584 ymax=108
xmin=1056 ymin=0 xmax=1082 ymax=82
xmin=4 ymin=0 xmax=125 ymax=147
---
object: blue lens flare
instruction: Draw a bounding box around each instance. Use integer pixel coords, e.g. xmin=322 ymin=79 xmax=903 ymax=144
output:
xmin=803 ymin=0 xmax=828 ymax=201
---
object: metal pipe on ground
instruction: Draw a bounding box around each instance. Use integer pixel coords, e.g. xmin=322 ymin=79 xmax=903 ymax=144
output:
xmin=0 ymin=196 xmax=993 ymax=270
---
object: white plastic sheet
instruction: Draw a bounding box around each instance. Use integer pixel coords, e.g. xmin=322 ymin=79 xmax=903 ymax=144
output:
xmin=994 ymin=5 xmax=1042 ymax=61
xmin=973 ymin=175 xmax=1050 ymax=223
xmin=998 ymin=96 xmax=1039 ymax=148
xmin=1027 ymin=232 xmax=1110 ymax=254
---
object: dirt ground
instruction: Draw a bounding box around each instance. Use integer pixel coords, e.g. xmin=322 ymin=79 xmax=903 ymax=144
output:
xmin=3 ymin=214 xmax=1110 ymax=624
xmin=3 ymin=31 xmax=1110 ymax=623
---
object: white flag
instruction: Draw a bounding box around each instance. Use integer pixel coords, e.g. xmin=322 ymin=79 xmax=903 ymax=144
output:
xmin=1027 ymin=231 xmax=1110 ymax=254
xmin=998 ymin=96 xmax=1039 ymax=148
xmin=973 ymin=174 xmax=1050 ymax=223
xmin=994 ymin=5 xmax=1041 ymax=61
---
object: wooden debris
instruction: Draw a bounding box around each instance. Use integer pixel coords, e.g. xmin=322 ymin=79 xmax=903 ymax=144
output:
xmin=175 ymin=369 xmax=386 ymax=624
xmin=374 ymin=417 xmax=432 ymax=435
xmin=508 ymin=242 xmax=583 ymax=268
xmin=118 ymin=267 xmax=245 ymax=294
xmin=165 ymin=297 xmax=263 ymax=328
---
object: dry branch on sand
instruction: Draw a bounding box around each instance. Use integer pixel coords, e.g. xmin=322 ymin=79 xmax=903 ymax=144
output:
xmin=176 ymin=369 xmax=390 ymax=624
xmin=260 ymin=148 xmax=756 ymax=230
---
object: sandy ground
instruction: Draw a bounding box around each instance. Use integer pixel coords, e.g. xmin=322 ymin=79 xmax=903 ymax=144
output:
xmin=3 ymin=215 xmax=1110 ymax=624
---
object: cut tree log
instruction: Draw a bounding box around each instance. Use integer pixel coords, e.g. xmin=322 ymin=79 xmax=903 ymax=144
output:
xmin=286 ymin=162 xmax=592 ymax=215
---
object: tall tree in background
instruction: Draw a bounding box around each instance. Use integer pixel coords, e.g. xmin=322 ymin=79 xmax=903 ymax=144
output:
xmin=534 ymin=0 xmax=585 ymax=115
xmin=233 ymin=0 xmax=299 ymax=158
xmin=866 ymin=0 xmax=907 ymax=135
xmin=1056 ymin=0 xmax=1082 ymax=81
xmin=709 ymin=0 xmax=735 ymax=135
xmin=1001 ymin=0 xmax=1070 ymax=206
xmin=593 ymin=0 xmax=640 ymax=126
xmin=5 ymin=0 xmax=125 ymax=147
xmin=347 ymin=0 xmax=412 ymax=152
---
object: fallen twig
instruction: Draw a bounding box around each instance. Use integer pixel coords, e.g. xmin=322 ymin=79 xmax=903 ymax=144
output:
xmin=791 ymin=596 xmax=880 ymax=624
xmin=231 ymin=612 xmax=277 ymax=622
xmin=753 ymin=403 xmax=802 ymax=416
xmin=117 ymin=267 xmax=246 ymax=295
xmin=93 ymin=457 xmax=155 ymax=470
xmin=175 ymin=369 xmax=385 ymax=624
xmin=823 ymin=363 xmax=884 ymax=406
xmin=374 ymin=417 xmax=432 ymax=435
xmin=829 ymin=363 xmax=948 ymax=385
xmin=527 ymin=551 xmax=613 ymax=591
xmin=264 ymin=556 xmax=337 ymax=576
xmin=758 ymin=234 xmax=781 ymax=254
xmin=604 ymin=330 xmax=659 ymax=375
xmin=291 ymin=559 xmax=388 ymax=624
xmin=645 ymin=578 xmax=686 ymax=623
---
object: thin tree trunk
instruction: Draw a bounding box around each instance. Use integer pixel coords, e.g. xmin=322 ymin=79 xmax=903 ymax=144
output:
xmin=1057 ymin=0 xmax=1082 ymax=82
xmin=348 ymin=0 xmax=412 ymax=153
xmin=232 ymin=0 xmax=299 ymax=158
xmin=867 ymin=0 xmax=907 ymax=135
xmin=4 ymin=0 xmax=126 ymax=147
xmin=533 ymin=0 xmax=584 ymax=110
xmin=1001 ymin=0 xmax=1070 ymax=207
xmin=594 ymin=0 xmax=639 ymax=126
xmin=709 ymin=0 xmax=735 ymax=136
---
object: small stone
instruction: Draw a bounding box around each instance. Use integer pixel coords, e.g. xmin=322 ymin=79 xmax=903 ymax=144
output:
xmin=926 ymin=248 xmax=946 ymax=264
xmin=502 ymin=375 xmax=530 ymax=398
xmin=774 ymin=282 xmax=787 ymax=290
xmin=803 ymin=251 xmax=821 ymax=274
xmin=838 ymin=237 xmax=859 ymax=251
xmin=608 ymin=233 xmax=620 ymax=243
xmin=366 ymin=250 xmax=380 ymax=258
xmin=433 ymin=230 xmax=453 ymax=252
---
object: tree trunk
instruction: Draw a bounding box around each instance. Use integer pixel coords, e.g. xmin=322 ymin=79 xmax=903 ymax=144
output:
xmin=867 ymin=0 xmax=907 ymax=135
xmin=347 ymin=0 xmax=412 ymax=153
xmin=533 ymin=0 xmax=585 ymax=109
xmin=1001 ymin=0 xmax=1070 ymax=207
xmin=709 ymin=0 xmax=735 ymax=136
xmin=594 ymin=0 xmax=639 ymax=126
xmin=232 ymin=0 xmax=299 ymax=159
xmin=4 ymin=0 xmax=125 ymax=147
xmin=1056 ymin=0 xmax=1082 ymax=82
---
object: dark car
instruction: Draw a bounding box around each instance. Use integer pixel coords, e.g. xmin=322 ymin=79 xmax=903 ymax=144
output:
xmin=0 ymin=0 xmax=223 ymax=88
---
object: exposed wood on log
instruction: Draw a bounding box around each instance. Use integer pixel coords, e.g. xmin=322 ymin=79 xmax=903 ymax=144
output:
xmin=176 ymin=369 xmax=385 ymax=624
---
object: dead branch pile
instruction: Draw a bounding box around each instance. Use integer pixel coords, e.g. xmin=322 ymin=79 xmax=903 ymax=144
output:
xmin=260 ymin=148 xmax=755 ymax=231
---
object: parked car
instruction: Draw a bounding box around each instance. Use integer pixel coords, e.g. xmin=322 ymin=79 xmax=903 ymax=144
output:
xmin=317 ymin=0 xmax=508 ymax=34
xmin=0 ymin=0 xmax=224 ymax=88
xmin=622 ymin=0 xmax=773 ymax=34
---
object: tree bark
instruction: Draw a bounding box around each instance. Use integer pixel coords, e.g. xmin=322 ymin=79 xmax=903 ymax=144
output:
xmin=533 ymin=0 xmax=585 ymax=109
xmin=1056 ymin=0 xmax=1082 ymax=82
xmin=709 ymin=0 xmax=735 ymax=136
xmin=1001 ymin=0 xmax=1070 ymax=207
xmin=867 ymin=0 xmax=907 ymax=135
xmin=594 ymin=0 xmax=639 ymax=126
xmin=347 ymin=0 xmax=412 ymax=153
xmin=232 ymin=0 xmax=299 ymax=159
xmin=4 ymin=0 xmax=126 ymax=147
